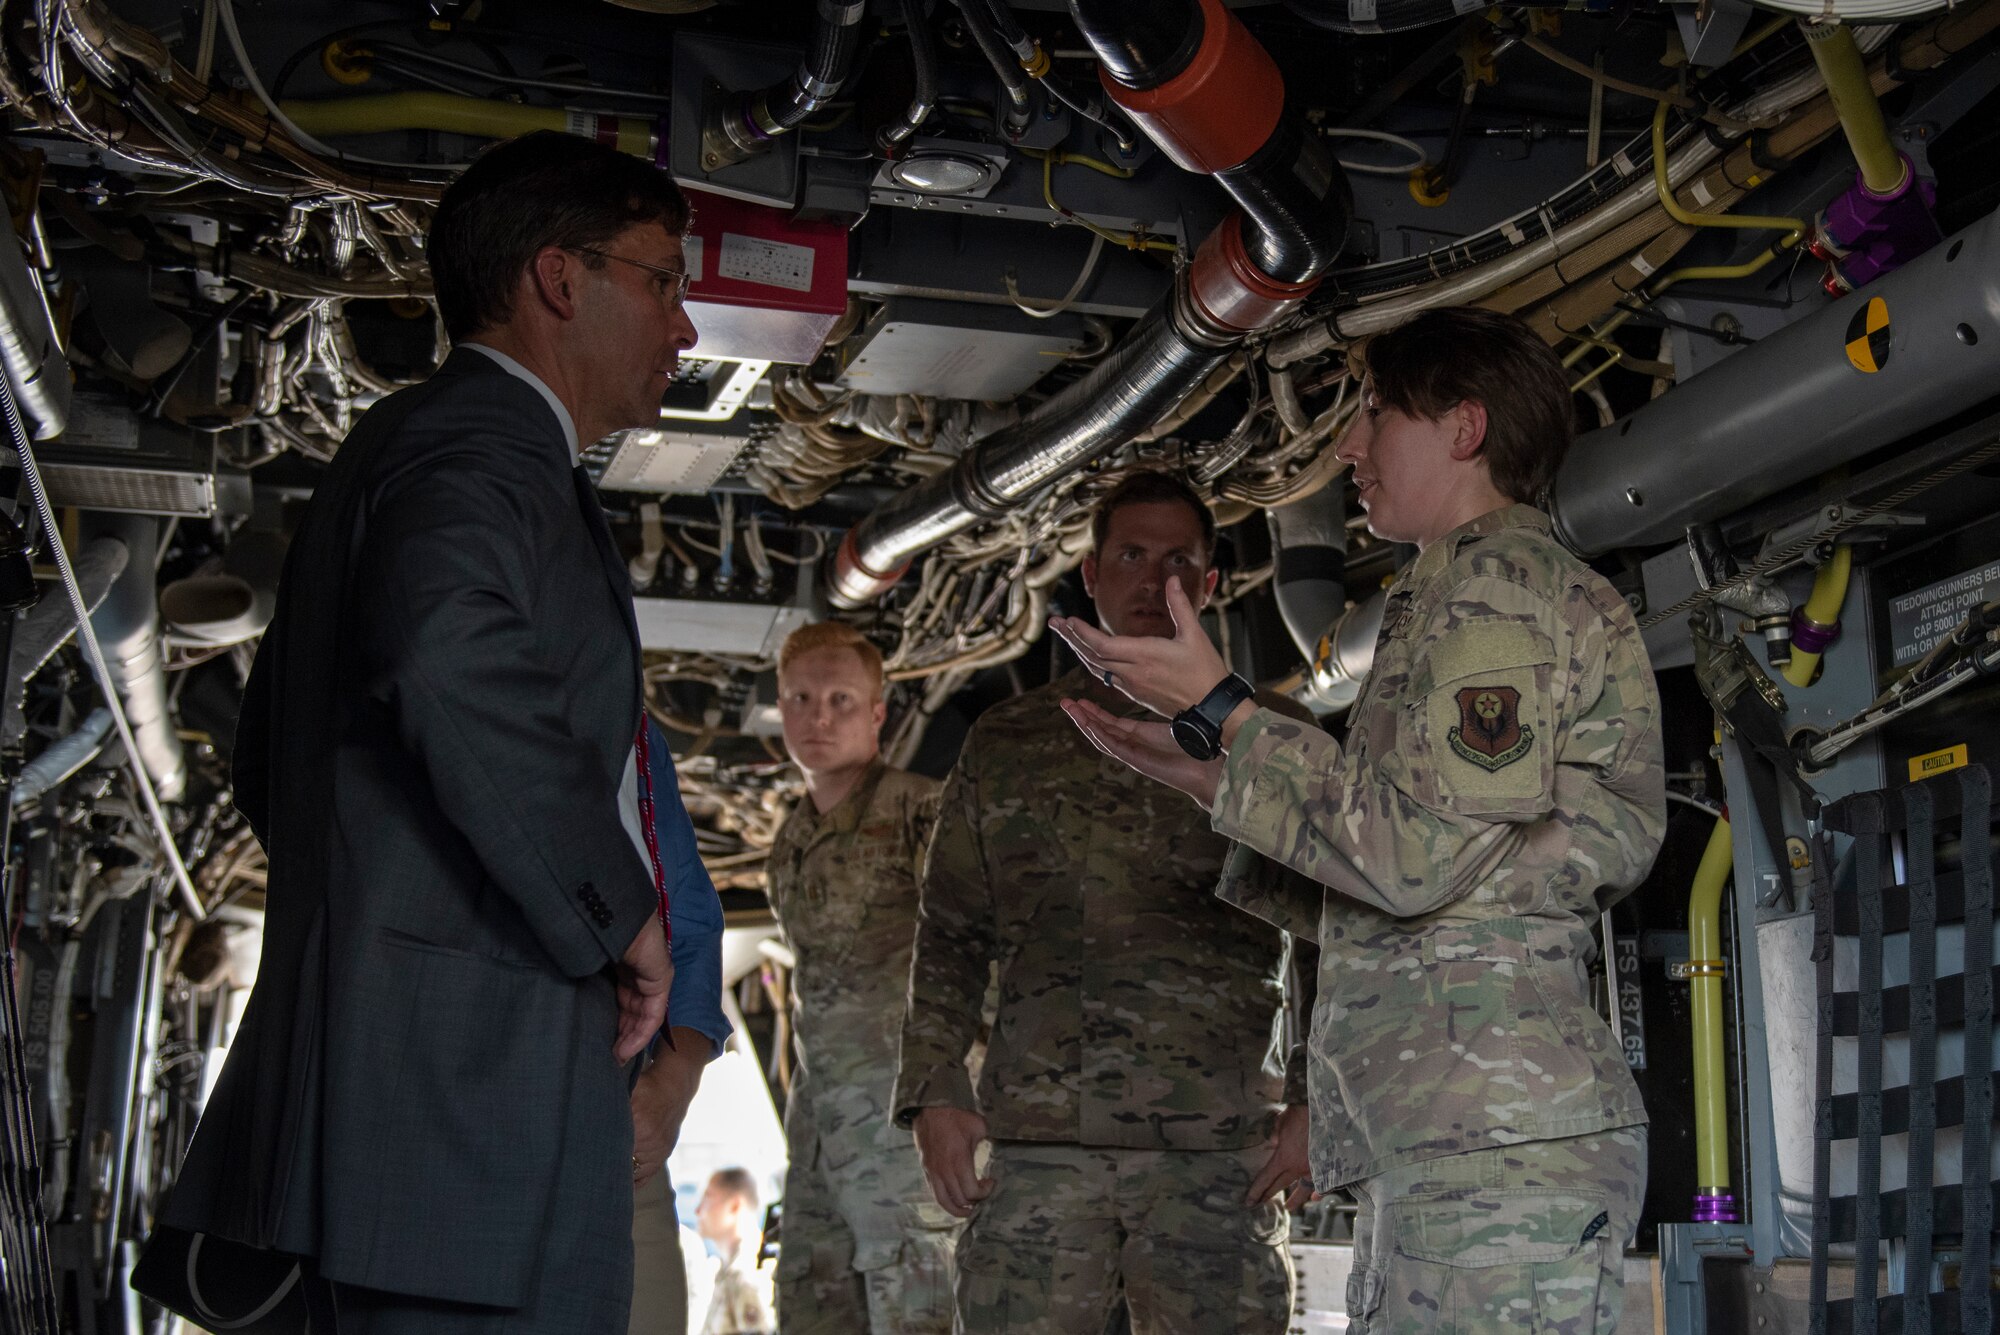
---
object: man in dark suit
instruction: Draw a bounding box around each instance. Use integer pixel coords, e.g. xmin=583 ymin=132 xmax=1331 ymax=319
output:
xmin=153 ymin=132 xmax=701 ymax=1331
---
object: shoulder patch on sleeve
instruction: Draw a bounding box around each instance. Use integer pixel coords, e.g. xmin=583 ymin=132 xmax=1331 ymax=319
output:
xmin=1417 ymin=617 xmax=1557 ymax=819
xmin=1450 ymin=685 xmax=1534 ymax=771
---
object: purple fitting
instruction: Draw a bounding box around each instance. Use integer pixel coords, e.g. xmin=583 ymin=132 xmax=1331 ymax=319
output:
xmin=1820 ymin=154 xmax=1942 ymax=289
xmin=1692 ymin=1191 xmax=1740 ymax=1224
xmin=1791 ymin=609 xmax=1841 ymax=655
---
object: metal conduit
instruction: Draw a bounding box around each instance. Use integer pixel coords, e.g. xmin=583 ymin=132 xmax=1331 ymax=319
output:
xmin=828 ymin=0 xmax=1349 ymax=606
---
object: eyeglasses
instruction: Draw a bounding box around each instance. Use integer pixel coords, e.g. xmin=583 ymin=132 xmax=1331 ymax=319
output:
xmin=573 ymin=247 xmax=692 ymax=307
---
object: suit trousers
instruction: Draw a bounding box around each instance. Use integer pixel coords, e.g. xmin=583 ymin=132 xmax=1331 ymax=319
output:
xmin=303 ymin=1046 xmax=637 ymax=1333
xmin=630 ymin=1169 xmax=691 ymax=1335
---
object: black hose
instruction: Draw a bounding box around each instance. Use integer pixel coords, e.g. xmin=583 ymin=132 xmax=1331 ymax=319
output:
xmin=1069 ymin=0 xmax=1204 ymax=89
xmin=1037 ymin=73 xmax=1138 ymax=153
xmin=1066 ymin=0 xmax=1347 ymax=279
xmin=953 ymin=0 xmax=1030 ymax=125
xmin=1212 ymin=115 xmax=1350 ymax=284
xmin=762 ymin=0 xmax=867 ymax=134
xmin=972 ymin=0 xmax=1031 ymax=55
xmin=877 ymin=0 xmax=941 ymax=151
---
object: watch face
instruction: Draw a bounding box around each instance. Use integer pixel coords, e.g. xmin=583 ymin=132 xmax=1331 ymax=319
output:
xmin=1172 ymin=714 xmax=1219 ymax=762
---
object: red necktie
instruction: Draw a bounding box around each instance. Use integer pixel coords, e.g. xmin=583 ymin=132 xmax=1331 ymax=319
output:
xmin=634 ymin=719 xmax=673 ymax=1035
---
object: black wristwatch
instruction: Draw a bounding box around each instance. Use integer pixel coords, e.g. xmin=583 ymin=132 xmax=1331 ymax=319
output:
xmin=1171 ymin=673 xmax=1255 ymax=761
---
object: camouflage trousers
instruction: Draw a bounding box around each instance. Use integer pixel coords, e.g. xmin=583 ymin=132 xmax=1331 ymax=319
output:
xmin=774 ymin=1138 xmax=958 ymax=1335
xmin=954 ymin=1141 xmax=1294 ymax=1335
xmin=1344 ymin=1124 xmax=1647 ymax=1335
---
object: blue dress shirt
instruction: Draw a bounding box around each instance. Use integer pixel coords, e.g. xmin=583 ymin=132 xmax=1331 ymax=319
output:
xmin=647 ymin=719 xmax=732 ymax=1057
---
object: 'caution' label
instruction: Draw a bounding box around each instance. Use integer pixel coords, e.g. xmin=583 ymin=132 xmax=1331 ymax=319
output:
xmin=1845 ymin=297 xmax=1892 ymax=373
xmin=1908 ymin=744 xmax=1969 ymax=782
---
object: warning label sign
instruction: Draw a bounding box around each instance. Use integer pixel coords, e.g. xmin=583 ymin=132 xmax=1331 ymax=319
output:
xmin=1887 ymin=558 xmax=2000 ymax=665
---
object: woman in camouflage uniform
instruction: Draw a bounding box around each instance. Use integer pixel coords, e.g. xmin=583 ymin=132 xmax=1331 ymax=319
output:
xmin=1051 ymin=307 xmax=1667 ymax=1335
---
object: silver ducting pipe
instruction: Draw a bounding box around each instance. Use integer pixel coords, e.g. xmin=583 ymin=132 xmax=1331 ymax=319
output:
xmin=1549 ymin=203 xmax=2000 ymax=557
xmin=84 ymin=515 xmax=187 ymax=803
xmin=828 ymin=0 xmax=1349 ymax=607
xmin=831 ymin=303 xmax=1233 ymax=606
xmin=1302 ymin=588 xmax=1387 ymax=713
xmin=0 ymin=215 xmax=71 ymax=440
xmin=2 ymin=534 xmax=129 ymax=747
xmin=1269 ymin=488 xmax=1347 ymax=663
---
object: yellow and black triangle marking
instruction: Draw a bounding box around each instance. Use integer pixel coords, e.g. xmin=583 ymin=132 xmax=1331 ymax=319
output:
xmin=1845 ymin=296 xmax=1892 ymax=373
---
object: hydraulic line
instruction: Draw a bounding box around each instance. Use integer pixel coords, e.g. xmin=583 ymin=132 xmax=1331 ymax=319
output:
xmin=1554 ymin=101 xmax=1809 ymax=384
xmin=877 ymin=0 xmax=940 ymax=153
xmin=704 ymin=0 xmax=865 ymax=167
xmin=1804 ymin=22 xmax=1910 ymax=194
xmin=970 ymin=0 xmax=1139 ymax=152
xmin=1783 ymin=545 xmax=1851 ymax=688
xmin=953 ymin=0 xmax=1031 ymax=133
xmin=1651 ymin=102 xmax=1807 ymax=248
xmin=1561 ymin=238 xmax=1798 ymax=389
xmin=282 ymin=92 xmax=658 ymax=157
xmin=1689 ymin=812 xmax=1738 ymax=1223
xmin=1272 ymin=13 xmax=1970 ymax=359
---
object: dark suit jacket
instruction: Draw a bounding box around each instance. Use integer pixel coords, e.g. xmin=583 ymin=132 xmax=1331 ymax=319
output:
xmin=159 ymin=348 xmax=660 ymax=1306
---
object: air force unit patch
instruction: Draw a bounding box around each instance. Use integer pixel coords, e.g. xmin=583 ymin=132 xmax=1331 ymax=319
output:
xmin=1449 ymin=685 xmax=1534 ymax=771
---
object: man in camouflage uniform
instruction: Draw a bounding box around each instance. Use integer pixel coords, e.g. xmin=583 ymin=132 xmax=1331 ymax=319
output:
xmin=896 ymin=472 xmax=1310 ymax=1335
xmin=767 ymin=622 xmax=957 ymax=1334
xmin=696 ymin=1169 xmax=775 ymax=1335
xmin=1054 ymin=308 xmax=1664 ymax=1334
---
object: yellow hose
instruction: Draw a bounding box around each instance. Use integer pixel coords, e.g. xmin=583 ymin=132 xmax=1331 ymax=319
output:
xmin=1652 ymin=102 xmax=1808 ymax=243
xmin=1690 ymin=813 xmax=1734 ymax=1202
xmin=1783 ymin=545 xmax=1852 ymax=688
xmin=1566 ymin=110 xmax=1810 ymax=387
xmin=1562 ymin=244 xmax=1792 ymax=386
xmin=1804 ymin=23 xmax=1910 ymax=196
xmin=280 ymin=93 xmax=657 ymax=158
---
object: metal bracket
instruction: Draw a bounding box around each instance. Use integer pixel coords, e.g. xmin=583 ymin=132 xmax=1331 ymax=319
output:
xmin=1673 ymin=0 xmax=1757 ymax=69
xmin=1757 ymin=505 xmax=1925 ymax=572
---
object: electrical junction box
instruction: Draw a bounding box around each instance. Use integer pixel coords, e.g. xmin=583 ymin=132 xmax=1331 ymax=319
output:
xmin=680 ymin=187 xmax=849 ymax=365
xmin=834 ymin=297 xmax=1085 ymax=401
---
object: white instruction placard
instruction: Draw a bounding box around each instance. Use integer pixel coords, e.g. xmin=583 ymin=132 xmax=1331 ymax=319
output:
xmin=718 ymin=232 xmax=814 ymax=292
xmin=1887 ymin=557 xmax=2000 ymax=665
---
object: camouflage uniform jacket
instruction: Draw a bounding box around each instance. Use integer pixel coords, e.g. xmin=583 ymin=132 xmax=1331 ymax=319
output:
xmin=894 ymin=671 xmax=1309 ymax=1150
xmin=767 ymin=760 xmax=941 ymax=1167
xmin=1211 ymin=504 xmax=1664 ymax=1188
xmin=700 ymin=1250 xmax=773 ymax=1335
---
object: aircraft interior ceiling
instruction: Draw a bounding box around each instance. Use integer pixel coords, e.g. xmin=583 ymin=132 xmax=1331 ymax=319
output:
xmin=2 ymin=0 xmax=2000 ymax=1328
